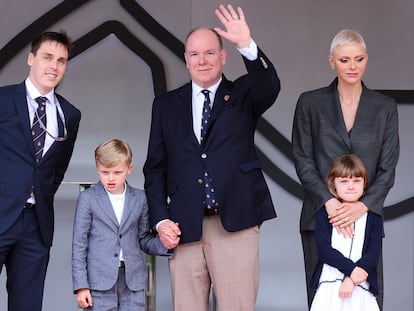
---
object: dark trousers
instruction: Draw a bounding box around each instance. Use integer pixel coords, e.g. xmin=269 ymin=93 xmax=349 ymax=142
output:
xmin=0 ymin=208 xmax=50 ymax=311
xmin=301 ymin=230 xmax=383 ymax=310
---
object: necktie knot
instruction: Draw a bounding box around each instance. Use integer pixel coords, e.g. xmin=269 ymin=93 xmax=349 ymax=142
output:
xmin=201 ymin=90 xmax=211 ymax=107
xmin=35 ymin=96 xmax=47 ymax=105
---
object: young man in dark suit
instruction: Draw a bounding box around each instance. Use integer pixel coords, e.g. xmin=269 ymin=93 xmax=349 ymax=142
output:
xmin=0 ymin=31 xmax=81 ymax=311
xmin=144 ymin=4 xmax=280 ymax=310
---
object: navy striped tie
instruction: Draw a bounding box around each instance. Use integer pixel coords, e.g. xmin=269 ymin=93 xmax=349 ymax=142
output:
xmin=32 ymin=96 xmax=47 ymax=163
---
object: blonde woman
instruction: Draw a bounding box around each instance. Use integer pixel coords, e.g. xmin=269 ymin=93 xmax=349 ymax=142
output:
xmin=292 ymin=29 xmax=399 ymax=310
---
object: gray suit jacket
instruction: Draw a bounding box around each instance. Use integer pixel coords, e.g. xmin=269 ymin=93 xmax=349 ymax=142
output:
xmin=292 ymin=79 xmax=399 ymax=231
xmin=72 ymin=181 xmax=169 ymax=292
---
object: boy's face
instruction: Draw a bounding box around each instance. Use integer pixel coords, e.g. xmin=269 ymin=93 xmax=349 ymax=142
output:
xmin=96 ymin=161 xmax=133 ymax=194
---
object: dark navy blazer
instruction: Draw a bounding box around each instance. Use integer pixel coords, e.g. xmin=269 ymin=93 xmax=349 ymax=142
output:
xmin=0 ymin=81 xmax=81 ymax=246
xmin=144 ymin=49 xmax=280 ymax=243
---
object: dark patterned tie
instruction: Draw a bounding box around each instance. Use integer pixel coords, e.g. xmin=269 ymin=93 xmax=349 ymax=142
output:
xmin=200 ymin=90 xmax=211 ymax=143
xmin=200 ymin=90 xmax=218 ymax=209
xmin=32 ymin=96 xmax=47 ymax=163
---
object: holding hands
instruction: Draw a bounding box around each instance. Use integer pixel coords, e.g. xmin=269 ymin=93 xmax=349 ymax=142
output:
xmin=214 ymin=4 xmax=252 ymax=48
xmin=158 ymin=220 xmax=181 ymax=250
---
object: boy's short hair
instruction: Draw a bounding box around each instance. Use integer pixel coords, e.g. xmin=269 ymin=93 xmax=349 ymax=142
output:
xmin=95 ymin=138 xmax=132 ymax=167
xmin=326 ymin=154 xmax=368 ymax=198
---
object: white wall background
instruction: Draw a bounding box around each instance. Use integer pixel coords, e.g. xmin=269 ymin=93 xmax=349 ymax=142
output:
xmin=0 ymin=0 xmax=413 ymax=310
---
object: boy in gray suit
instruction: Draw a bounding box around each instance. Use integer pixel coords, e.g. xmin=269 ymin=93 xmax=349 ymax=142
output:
xmin=72 ymin=138 xmax=171 ymax=310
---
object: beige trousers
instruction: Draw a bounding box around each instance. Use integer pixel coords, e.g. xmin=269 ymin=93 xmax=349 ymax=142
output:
xmin=169 ymin=215 xmax=260 ymax=311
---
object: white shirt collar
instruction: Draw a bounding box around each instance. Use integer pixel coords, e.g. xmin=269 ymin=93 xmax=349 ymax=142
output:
xmin=25 ymin=77 xmax=55 ymax=104
xmin=105 ymin=183 xmax=127 ymax=199
xmin=192 ymin=77 xmax=222 ymax=97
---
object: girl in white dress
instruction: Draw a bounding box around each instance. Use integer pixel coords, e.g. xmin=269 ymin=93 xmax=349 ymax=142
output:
xmin=310 ymin=154 xmax=381 ymax=311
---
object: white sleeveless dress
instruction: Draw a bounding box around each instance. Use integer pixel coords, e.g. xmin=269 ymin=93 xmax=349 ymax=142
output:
xmin=310 ymin=213 xmax=380 ymax=311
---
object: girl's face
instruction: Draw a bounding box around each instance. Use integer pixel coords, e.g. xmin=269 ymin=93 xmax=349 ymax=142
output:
xmin=334 ymin=176 xmax=364 ymax=203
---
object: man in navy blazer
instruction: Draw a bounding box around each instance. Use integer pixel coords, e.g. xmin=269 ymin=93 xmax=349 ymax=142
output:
xmin=0 ymin=31 xmax=81 ymax=311
xmin=144 ymin=4 xmax=280 ymax=310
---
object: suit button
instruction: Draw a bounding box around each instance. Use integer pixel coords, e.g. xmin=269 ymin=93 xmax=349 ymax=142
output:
xmin=260 ymin=56 xmax=268 ymax=69
xmin=114 ymin=254 xmax=118 ymax=258
xmin=201 ymin=153 xmax=207 ymax=159
xmin=197 ymin=178 xmax=203 ymax=184
xmin=119 ymin=234 xmax=122 ymax=239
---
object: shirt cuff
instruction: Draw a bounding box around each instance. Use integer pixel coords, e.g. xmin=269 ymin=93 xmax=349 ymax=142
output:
xmin=155 ymin=219 xmax=169 ymax=232
xmin=237 ymin=39 xmax=258 ymax=61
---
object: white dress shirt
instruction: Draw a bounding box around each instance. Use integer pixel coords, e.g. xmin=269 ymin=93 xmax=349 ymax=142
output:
xmin=191 ymin=39 xmax=258 ymax=142
xmin=25 ymin=77 xmax=62 ymax=155
xmin=107 ymin=185 xmax=127 ymax=261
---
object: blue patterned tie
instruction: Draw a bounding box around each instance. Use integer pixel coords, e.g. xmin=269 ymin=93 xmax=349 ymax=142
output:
xmin=200 ymin=90 xmax=218 ymax=210
xmin=32 ymin=96 xmax=47 ymax=163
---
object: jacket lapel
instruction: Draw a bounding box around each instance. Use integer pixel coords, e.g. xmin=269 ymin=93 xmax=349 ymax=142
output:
xmin=321 ymin=80 xmax=351 ymax=147
xmin=119 ymin=183 xmax=135 ymax=227
xmin=175 ymin=83 xmax=200 ymax=146
xmin=199 ymin=76 xmax=234 ymax=145
xmin=15 ymin=83 xmax=36 ymax=156
xmin=179 ymin=76 xmax=234 ymax=147
xmin=349 ymin=83 xmax=370 ymax=140
xmin=94 ymin=182 xmax=119 ymax=226
xmin=210 ymin=76 xmax=233 ymax=125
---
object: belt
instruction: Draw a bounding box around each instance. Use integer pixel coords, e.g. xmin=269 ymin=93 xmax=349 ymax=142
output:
xmin=24 ymin=202 xmax=36 ymax=209
xmin=204 ymin=206 xmax=220 ymax=216
xmin=119 ymin=261 xmax=125 ymax=268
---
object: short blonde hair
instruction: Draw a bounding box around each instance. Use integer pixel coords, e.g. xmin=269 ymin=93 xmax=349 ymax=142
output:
xmin=326 ymin=154 xmax=368 ymax=199
xmin=95 ymin=138 xmax=132 ymax=167
xmin=330 ymin=29 xmax=367 ymax=55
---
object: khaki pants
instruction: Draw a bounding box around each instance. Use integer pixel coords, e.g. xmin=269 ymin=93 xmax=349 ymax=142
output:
xmin=169 ymin=215 xmax=260 ymax=311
